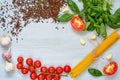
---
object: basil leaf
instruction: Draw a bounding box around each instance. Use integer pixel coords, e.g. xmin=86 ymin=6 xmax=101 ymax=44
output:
xmin=67 ymin=0 xmax=80 ymax=13
xmin=88 ymin=68 xmax=103 ymax=77
xmin=100 ymin=23 xmax=107 ymax=38
xmin=114 ymin=8 xmax=120 ymax=18
xmin=57 ymin=13 xmax=74 ymax=22
xmin=96 ymin=27 xmax=100 ymax=36
xmin=86 ymin=23 xmax=95 ymax=31
xmin=78 ymin=9 xmax=85 ymax=18
xmin=112 ymin=8 xmax=120 ymax=23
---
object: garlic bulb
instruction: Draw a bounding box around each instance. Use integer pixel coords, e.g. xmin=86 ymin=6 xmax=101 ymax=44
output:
xmin=0 ymin=34 xmax=11 ymax=46
xmin=5 ymin=61 xmax=14 ymax=72
xmin=2 ymin=48 xmax=12 ymax=61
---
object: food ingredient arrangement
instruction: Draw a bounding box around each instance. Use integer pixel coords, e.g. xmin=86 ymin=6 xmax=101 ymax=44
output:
xmin=0 ymin=0 xmax=120 ymax=80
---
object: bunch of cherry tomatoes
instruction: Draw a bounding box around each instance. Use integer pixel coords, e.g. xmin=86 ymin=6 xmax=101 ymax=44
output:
xmin=16 ymin=56 xmax=71 ymax=80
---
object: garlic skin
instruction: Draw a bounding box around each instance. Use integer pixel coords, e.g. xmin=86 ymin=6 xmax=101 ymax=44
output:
xmin=2 ymin=48 xmax=12 ymax=61
xmin=5 ymin=61 xmax=14 ymax=72
xmin=0 ymin=34 xmax=11 ymax=46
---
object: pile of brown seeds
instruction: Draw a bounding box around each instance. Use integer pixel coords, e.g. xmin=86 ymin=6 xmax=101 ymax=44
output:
xmin=0 ymin=0 xmax=66 ymax=37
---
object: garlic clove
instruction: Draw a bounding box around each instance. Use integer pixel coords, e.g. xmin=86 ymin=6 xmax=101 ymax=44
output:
xmin=5 ymin=61 xmax=14 ymax=72
xmin=2 ymin=48 xmax=12 ymax=61
xmin=0 ymin=34 xmax=11 ymax=46
xmin=90 ymin=34 xmax=97 ymax=40
xmin=106 ymin=54 xmax=112 ymax=60
xmin=80 ymin=38 xmax=86 ymax=45
xmin=62 ymin=7 xmax=69 ymax=13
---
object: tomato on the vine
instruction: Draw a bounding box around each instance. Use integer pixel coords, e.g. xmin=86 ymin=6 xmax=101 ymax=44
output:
xmin=40 ymin=66 xmax=48 ymax=73
xmin=71 ymin=16 xmax=85 ymax=31
xmin=53 ymin=74 xmax=61 ymax=80
xmin=56 ymin=66 xmax=63 ymax=74
xmin=26 ymin=58 xmax=33 ymax=66
xmin=28 ymin=66 xmax=35 ymax=72
xmin=103 ymin=61 xmax=118 ymax=76
xmin=17 ymin=56 xmax=24 ymax=63
xmin=38 ymin=74 xmax=45 ymax=80
xmin=48 ymin=66 xmax=56 ymax=73
xmin=21 ymin=68 xmax=28 ymax=74
xmin=45 ymin=74 xmax=52 ymax=80
xmin=34 ymin=60 xmax=41 ymax=68
xmin=63 ymin=65 xmax=71 ymax=73
xmin=17 ymin=63 xmax=23 ymax=69
xmin=30 ymin=72 xmax=37 ymax=79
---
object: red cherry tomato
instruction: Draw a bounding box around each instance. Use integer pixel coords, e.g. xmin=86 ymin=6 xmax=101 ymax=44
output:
xmin=38 ymin=74 xmax=45 ymax=80
xmin=71 ymin=16 xmax=85 ymax=31
xmin=17 ymin=63 xmax=23 ymax=69
xmin=53 ymin=75 xmax=61 ymax=80
xmin=21 ymin=68 xmax=28 ymax=74
xmin=48 ymin=66 xmax=55 ymax=73
xmin=17 ymin=56 xmax=24 ymax=63
xmin=56 ymin=66 xmax=63 ymax=74
xmin=28 ymin=66 xmax=35 ymax=72
xmin=34 ymin=60 xmax=41 ymax=68
xmin=45 ymin=74 xmax=52 ymax=80
xmin=40 ymin=66 xmax=48 ymax=73
xmin=63 ymin=65 xmax=71 ymax=73
xmin=26 ymin=58 xmax=33 ymax=66
xmin=103 ymin=61 xmax=118 ymax=76
xmin=30 ymin=72 xmax=37 ymax=79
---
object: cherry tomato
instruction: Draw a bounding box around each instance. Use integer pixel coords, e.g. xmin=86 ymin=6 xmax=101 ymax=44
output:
xmin=48 ymin=66 xmax=55 ymax=73
xmin=26 ymin=58 xmax=33 ymax=66
xmin=63 ymin=65 xmax=71 ymax=73
xmin=17 ymin=56 xmax=24 ymax=63
xmin=16 ymin=63 xmax=23 ymax=69
xmin=71 ymin=16 xmax=85 ymax=31
xmin=40 ymin=66 xmax=48 ymax=73
xmin=21 ymin=68 xmax=28 ymax=74
xmin=34 ymin=60 xmax=41 ymax=68
xmin=30 ymin=72 xmax=37 ymax=79
xmin=38 ymin=74 xmax=45 ymax=80
xmin=103 ymin=61 xmax=118 ymax=76
xmin=56 ymin=66 xmax=63 ymax=74
xmin=45 ymin=74 xmax=52 ymax=80
xmin=28 ymin=66 xmax=35 ymax=72
xmin=53 ymin=75 xmax=61 ymax=80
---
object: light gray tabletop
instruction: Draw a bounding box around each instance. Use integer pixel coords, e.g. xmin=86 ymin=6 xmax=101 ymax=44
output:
xmin=0 ymin=0 xmax=120 ymax=80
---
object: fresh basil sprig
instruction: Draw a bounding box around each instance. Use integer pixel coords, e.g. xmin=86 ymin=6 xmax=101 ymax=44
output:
xmin=88 ymin=68 xmax=103 ymax=77
xmin=57 ymin=13 xmax=74 ymax=22
xmin=67 ymin=0 xmax=80 ymax=14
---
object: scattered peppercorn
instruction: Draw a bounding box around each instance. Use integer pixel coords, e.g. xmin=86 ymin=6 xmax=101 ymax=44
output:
xmin=0 ymin=0 xmax=66 ymax=38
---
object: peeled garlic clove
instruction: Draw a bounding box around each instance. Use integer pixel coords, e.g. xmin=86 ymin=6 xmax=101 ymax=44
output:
xmin=90 ymin=34 xmax=97 ymax=40
xmin=80 ymin=38 xmax=86 ymax=45
xmin=106 ymin=54 xmax=112 ymax=60
xmin=0 ymin=34 xmax=11 ymax=46
xmin=2 ymin=48 xmax=12 ymax=61
xmin=5 ymin=61 xmax=14 ymax=72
